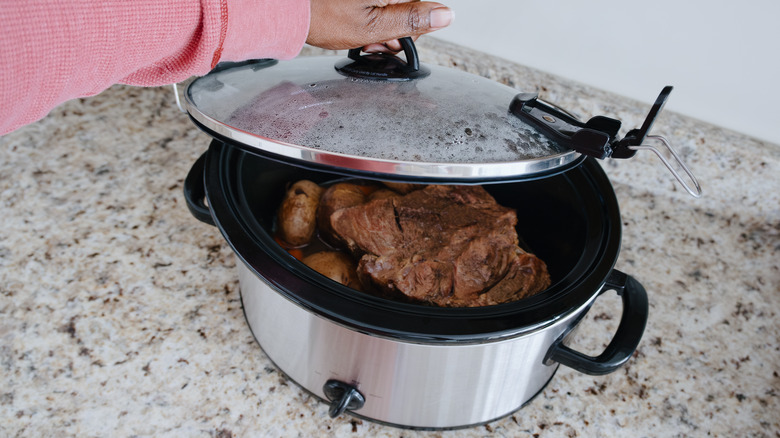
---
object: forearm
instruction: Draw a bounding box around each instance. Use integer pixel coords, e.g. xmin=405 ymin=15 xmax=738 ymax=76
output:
xmin=1 ymin=0 xmax=310 ymax=134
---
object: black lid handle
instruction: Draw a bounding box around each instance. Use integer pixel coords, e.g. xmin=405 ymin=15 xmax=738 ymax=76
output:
xmin=347 ymin=37 xmax=420 ymax=71
xmin=335 ymin=37 xmax=430 ymax=81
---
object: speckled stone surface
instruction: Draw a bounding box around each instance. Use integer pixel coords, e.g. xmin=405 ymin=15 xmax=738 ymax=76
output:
xmin=1 ymin=38 xmax=778 ymax=437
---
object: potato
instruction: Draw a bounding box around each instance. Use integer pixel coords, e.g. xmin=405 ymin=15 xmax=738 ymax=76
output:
xmin=317 ymin=183 xmax=366 ymax=246
xmin=277 ymin=180 xmax=323 ymax=246
xmin=381 ymin=181 xmax=424 ymax=194
xmin=303 ymin=251 xmax=362 ymax=290
xmin=368 ymin=188 xmax=401 ymax=202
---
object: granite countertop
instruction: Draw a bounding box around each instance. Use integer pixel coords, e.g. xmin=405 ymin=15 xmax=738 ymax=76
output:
xmin=1 ymin=38 xmax=778 ymax=437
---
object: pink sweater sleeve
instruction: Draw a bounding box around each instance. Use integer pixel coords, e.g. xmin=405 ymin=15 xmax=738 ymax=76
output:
xmin=0 ymin=0 xmax=310 ymax=135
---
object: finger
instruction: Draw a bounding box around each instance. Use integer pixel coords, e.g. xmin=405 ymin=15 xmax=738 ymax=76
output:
xmin=371 ymin=0 xmax=421 ymax=7
xmin=366 ymin=2 xmax=453 ymax=41
xmin=363 ymin=43 xmax=392 ymax=53
xmin=383 ymin=39 xmax=404 ymax=52
xmin=362 ymin=34 xmax=419 ymax=54
xmin=362 ymin=40 xmax=401 ymax=54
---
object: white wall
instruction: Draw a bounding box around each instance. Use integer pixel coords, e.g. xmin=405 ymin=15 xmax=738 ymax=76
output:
xmin=434 ymin=0 xmax=780 ymax=145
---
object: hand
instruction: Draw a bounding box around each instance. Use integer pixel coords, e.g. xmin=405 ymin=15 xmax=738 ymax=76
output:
xmin=307 ymin=0 xmax=453 ymax=52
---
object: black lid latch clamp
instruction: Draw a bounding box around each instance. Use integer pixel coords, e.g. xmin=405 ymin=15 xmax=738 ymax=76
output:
xmin=510 ymin=86 xmax=701 ymax=198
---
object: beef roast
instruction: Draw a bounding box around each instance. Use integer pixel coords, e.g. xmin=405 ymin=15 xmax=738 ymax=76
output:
xmin=329 ymin=185 xmax=550 ymax=307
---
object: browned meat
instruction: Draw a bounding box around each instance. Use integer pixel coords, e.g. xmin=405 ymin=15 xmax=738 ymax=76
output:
xmin=329 ymin=185 xmax=550 ymax=307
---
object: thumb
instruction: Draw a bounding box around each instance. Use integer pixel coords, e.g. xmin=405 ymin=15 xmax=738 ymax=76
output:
xmin=307 ymin=0 xmax=454 ymax=50
xmin=368 ymin=2 xmax=454 ymax=40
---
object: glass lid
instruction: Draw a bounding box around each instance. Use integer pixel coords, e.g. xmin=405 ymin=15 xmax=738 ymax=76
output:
xmin=185 ymin=48 xmax=582 ymax=182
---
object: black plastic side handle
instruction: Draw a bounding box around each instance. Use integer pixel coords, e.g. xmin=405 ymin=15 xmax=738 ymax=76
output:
xmin=183 ymin=152 xmax=216 ymax=226
xmin=545 ymin=270 xmax=649 ymax=375
xmin=509 ymin=93 xmax=621 ymax=159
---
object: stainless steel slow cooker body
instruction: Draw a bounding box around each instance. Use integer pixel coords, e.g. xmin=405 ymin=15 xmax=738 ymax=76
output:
xmin=182 ymin=141 xmax=648 ymax=429
xmin=238 ymin=262 xmax=590 ymax=428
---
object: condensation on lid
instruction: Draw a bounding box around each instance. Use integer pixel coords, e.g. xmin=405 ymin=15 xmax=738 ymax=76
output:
xmin=186 ymin=56 xmax=577 ymax=177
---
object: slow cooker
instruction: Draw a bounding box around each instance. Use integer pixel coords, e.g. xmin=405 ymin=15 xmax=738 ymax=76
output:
xmin=179 ymin=39 xmax=700 ymax=429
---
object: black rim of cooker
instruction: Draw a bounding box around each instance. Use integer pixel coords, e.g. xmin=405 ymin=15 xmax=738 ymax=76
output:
xmin=203 ymin=140 xmax=622 ymax=342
